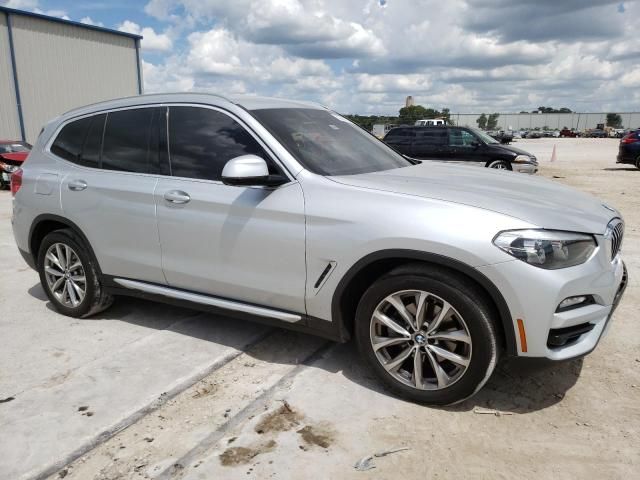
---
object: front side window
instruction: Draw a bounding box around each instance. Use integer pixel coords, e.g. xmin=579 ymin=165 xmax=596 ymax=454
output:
xmin=102 ymin=108 xmax=162 ymax=174
xmin=168 ymin=106 xmax=270 ymax=181
xmin=449 ymin=129 xmax=477 ymax=147
xmin=252 ymin=108 xmax=413 ymax=176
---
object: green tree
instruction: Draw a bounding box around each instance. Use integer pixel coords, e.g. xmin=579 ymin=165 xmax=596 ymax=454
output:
xmin=476 ymin=113 xmax=487 ymax=129
xmin=487 ymin=113 xmax=500 ymax=130
xmin=606 ymin=113 xmax=622 ymax=128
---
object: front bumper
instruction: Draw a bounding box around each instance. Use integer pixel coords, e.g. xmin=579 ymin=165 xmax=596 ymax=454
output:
xmin=477 ymin=246 xmax=627 ymax=361
xmin=512 ymin=162 xmax=538 ymax=174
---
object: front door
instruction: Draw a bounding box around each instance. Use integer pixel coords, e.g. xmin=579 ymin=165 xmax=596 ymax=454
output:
xmin=448 ymin=128 xmax=485 ymax=164
xmin=155 ymin=106 xmax=306 ymax=314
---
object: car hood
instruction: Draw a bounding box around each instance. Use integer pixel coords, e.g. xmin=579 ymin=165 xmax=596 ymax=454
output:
xmin=487 ymin=143 xmax=535 ymax=158
xmin=331 ymin=162 xmax=617 ymax=234
xmin=0 ymin=152 xmax=28 ymax=162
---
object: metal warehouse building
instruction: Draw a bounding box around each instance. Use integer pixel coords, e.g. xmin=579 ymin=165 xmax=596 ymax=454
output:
xmin=0 ymin=6 xmax=142 ymax=143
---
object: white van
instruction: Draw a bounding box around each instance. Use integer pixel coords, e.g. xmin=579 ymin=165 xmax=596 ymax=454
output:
xmin=415 ymin=118 xmax=445 ymax=127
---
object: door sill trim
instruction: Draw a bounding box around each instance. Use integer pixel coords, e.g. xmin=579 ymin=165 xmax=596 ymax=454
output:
xmin=113 ymin=278 xmax=302 ymax=323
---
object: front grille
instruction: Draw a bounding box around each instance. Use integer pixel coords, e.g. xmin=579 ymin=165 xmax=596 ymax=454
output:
xmin=608 ymin=220 xmax=624 ymax=260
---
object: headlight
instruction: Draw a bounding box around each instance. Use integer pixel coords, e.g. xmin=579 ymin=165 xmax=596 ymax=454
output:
xmin=0 ymin=162 xmax=18 ymax=173
xmin=513 ymin=155 xmax=533 ymax=164
xmin=493 ymin=229 xmax=596 ymax=269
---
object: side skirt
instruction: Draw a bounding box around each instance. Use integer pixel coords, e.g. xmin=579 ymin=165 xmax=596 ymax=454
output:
xmin=101 ymin=276 xmax=348 ymax=343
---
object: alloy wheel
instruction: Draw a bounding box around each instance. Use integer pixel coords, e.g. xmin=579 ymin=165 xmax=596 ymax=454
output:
xmin=43 ymin=242 xmax=87 ymax=308
xmin=490 ymin=161 xmax=508 ymax=169
xmin=370 ymin=290 xmax=472 ymax=390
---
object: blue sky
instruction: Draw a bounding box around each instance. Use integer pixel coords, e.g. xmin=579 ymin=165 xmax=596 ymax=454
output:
xmin=3 ymin=0 xmax=640 ymax=115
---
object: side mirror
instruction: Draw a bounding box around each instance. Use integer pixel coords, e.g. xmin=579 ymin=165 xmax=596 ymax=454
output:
xmin=471 ymin=141 xmax=480 ymax=148
xmin=221 ymin=155 xmax=287 ymax=187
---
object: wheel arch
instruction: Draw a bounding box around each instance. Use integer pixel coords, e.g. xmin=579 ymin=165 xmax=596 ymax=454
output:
xmin=29 ymin=214 xmax=102 ymax=274
xmin=331 ymin=249 xmax=517 ymax=355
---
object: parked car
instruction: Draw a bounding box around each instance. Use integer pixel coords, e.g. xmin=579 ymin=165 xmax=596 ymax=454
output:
xmin=488 ymin=130 xmax=513 ymax=144
xmin=0 ymin=140 xmax=31 ymax=189
xmin=383 ymin=125 xmax=537 ymax=173
xmin=616 ymin=129 xmax=640 ymax=168
xmin=587 ymin=129 xmax=608 ymax=138
xmin=559 ymin=128 xmax=578 ymax=138
xmin=527 ymin=130 xmax=542 ymax=139
xmin=11 ymin=94 xmax=627 ymax=405
xmin=415 ymin=118 xmax=445 ymax=127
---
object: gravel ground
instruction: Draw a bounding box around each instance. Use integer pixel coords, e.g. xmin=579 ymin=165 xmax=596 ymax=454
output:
xmin=0 ymin=138 xmax=638 ymax=480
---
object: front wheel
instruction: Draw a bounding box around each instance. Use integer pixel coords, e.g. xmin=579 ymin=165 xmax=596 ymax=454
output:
xmin=487 ymin=160 xmax=511 ymax=170
xmin=37 ymin=229 xmax=113 ymax=318
xmin=355 ymin=265 xmax=499 ymax=405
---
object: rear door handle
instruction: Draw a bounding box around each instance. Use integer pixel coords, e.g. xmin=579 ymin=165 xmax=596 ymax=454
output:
xmin=164 ymin=190 xmax=191 ymax=204
xmin=68 ymin=180 xmax=87 ymax=191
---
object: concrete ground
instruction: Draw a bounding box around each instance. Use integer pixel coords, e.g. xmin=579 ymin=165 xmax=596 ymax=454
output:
xmin=0 ymin=138 xmax=638 ymax=480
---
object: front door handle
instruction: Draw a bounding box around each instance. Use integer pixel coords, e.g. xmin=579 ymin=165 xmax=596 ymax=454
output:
xmin=164 ymin=190 xmax=191 ymax=204
xmin=68 ymin=180 xmax=87 ymax=191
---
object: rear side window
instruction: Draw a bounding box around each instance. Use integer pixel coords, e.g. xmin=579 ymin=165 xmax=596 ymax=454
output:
xmin=51 ymin=118 xmax=92 ymax=165
xmin=81 ymin=114 xmax=106 ymax=167
xmin=414 ymin=129 xmax=448 ymax=145
xmin=385 ymin=128 xmax=413 ymax=140
xmin=102 ymin=108 xmax=162 ymax=174
xmin=168 ymin=106 xmax=268 ymax=181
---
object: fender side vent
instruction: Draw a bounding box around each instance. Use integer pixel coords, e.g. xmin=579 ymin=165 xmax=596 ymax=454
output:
xmin=314 ymin=262 xmax=335 ymax=289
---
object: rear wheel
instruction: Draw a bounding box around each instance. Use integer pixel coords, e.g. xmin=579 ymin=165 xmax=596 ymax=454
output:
xmin=355 ymin=265 xmax=500 ymax=405
xmin=37 ymin=229 xmax=113 ymax=318
xmin=487 ymin=160 xmax=511 ymax=170
xmin=635 ymin=155 xmax=640 ymax=170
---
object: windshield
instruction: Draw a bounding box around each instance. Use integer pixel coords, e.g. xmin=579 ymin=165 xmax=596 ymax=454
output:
xmin=0 ymin=142 xmax=31 ymax=153
xmin=470 ymin=128 xmax=499 ymax=144
xmin=250 ymin=108 xmax=413 ymax=176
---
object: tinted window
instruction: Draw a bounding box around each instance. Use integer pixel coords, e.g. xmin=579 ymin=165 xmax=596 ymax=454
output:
xmin=449 ymin=129 xmax=477 ymax=147
xmin=415 ymin=129 xmax=448 ymax=145
xmin=253 ymin=108 xmax=412 ymax=176
xmin=168 ymin=107 xmax=269 ymax=181
xmin=385 ymin=128 xmax=413 ymax=140
xmin=80 ymin=114 xmax=105 ymax=168
xmin=102 ymin=108 xmax=162 ymax=174
xmin=51 ymin=118 xmax=92 ymax=163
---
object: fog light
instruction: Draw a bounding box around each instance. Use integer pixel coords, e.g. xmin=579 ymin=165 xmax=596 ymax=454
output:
xmin=557 ymin=295 xmax=590 ymax=312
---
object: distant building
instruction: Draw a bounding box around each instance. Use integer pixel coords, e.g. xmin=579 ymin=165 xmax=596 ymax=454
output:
xmin=0 ymin=6 xmax=143 ymax=143
xmin=405 ymin=96 xmax=414 ymax=107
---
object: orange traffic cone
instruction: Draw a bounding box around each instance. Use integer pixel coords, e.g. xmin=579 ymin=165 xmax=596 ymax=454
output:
xmin=550 ymin=144 xmax=557 ymax=162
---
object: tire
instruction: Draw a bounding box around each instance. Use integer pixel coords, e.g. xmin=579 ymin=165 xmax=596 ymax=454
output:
xmin=355 ymin=264 xmax=499 ymax=405
xmin=635 ymin=156 xmax=640 ymax=170
xmin=487 ymin=160 xmax=511 ymax=170
xmin=37 ymin=229 xmax=113 ymax=318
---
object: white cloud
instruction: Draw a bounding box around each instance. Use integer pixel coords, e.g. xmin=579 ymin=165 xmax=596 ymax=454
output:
xmin=138 ymin=0 xmax=640 ymax=114
xmin=117 ymin=20 xmax=173 ymax=52
xmin=79 ymin=17 xmax=104 ymax=27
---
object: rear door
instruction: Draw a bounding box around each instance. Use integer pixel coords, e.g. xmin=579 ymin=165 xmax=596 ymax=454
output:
xmin=383 ymin=128 xmax=414 ymax=156
xmin=154 ymin=105 xmax=306 ymax=313
xmin=412 ymin=128 xmax=449 ymax=159
xmin=58 ymin=107 xmax=167 ymax=283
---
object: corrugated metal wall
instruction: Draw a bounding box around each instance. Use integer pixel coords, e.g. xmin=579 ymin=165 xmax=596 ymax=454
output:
xmin=6 ymin=13 xmax=139 ymax=142
xmin=0 ymin=14 xmax=21 ymax=140
xmin=453 ymin=112 xmax=640 ymax=131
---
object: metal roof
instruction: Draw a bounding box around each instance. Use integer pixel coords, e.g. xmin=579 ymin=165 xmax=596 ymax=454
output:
xmin=0 ymin=6 xmax=143 ymax=40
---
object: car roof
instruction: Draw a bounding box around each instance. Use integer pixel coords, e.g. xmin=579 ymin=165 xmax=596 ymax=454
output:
xmin=58 ymin=93 xmax=325 ymax=122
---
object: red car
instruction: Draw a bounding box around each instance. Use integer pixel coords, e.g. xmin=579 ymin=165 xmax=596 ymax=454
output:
xmin=559 ymin=128 xmax=578 ymax=138
xmin=0 ymin=140 xmax=31 ymax=189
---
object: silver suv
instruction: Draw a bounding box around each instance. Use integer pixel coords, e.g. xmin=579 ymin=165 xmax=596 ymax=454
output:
xmin=11 ymin=94 xmax=627 ymax=404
